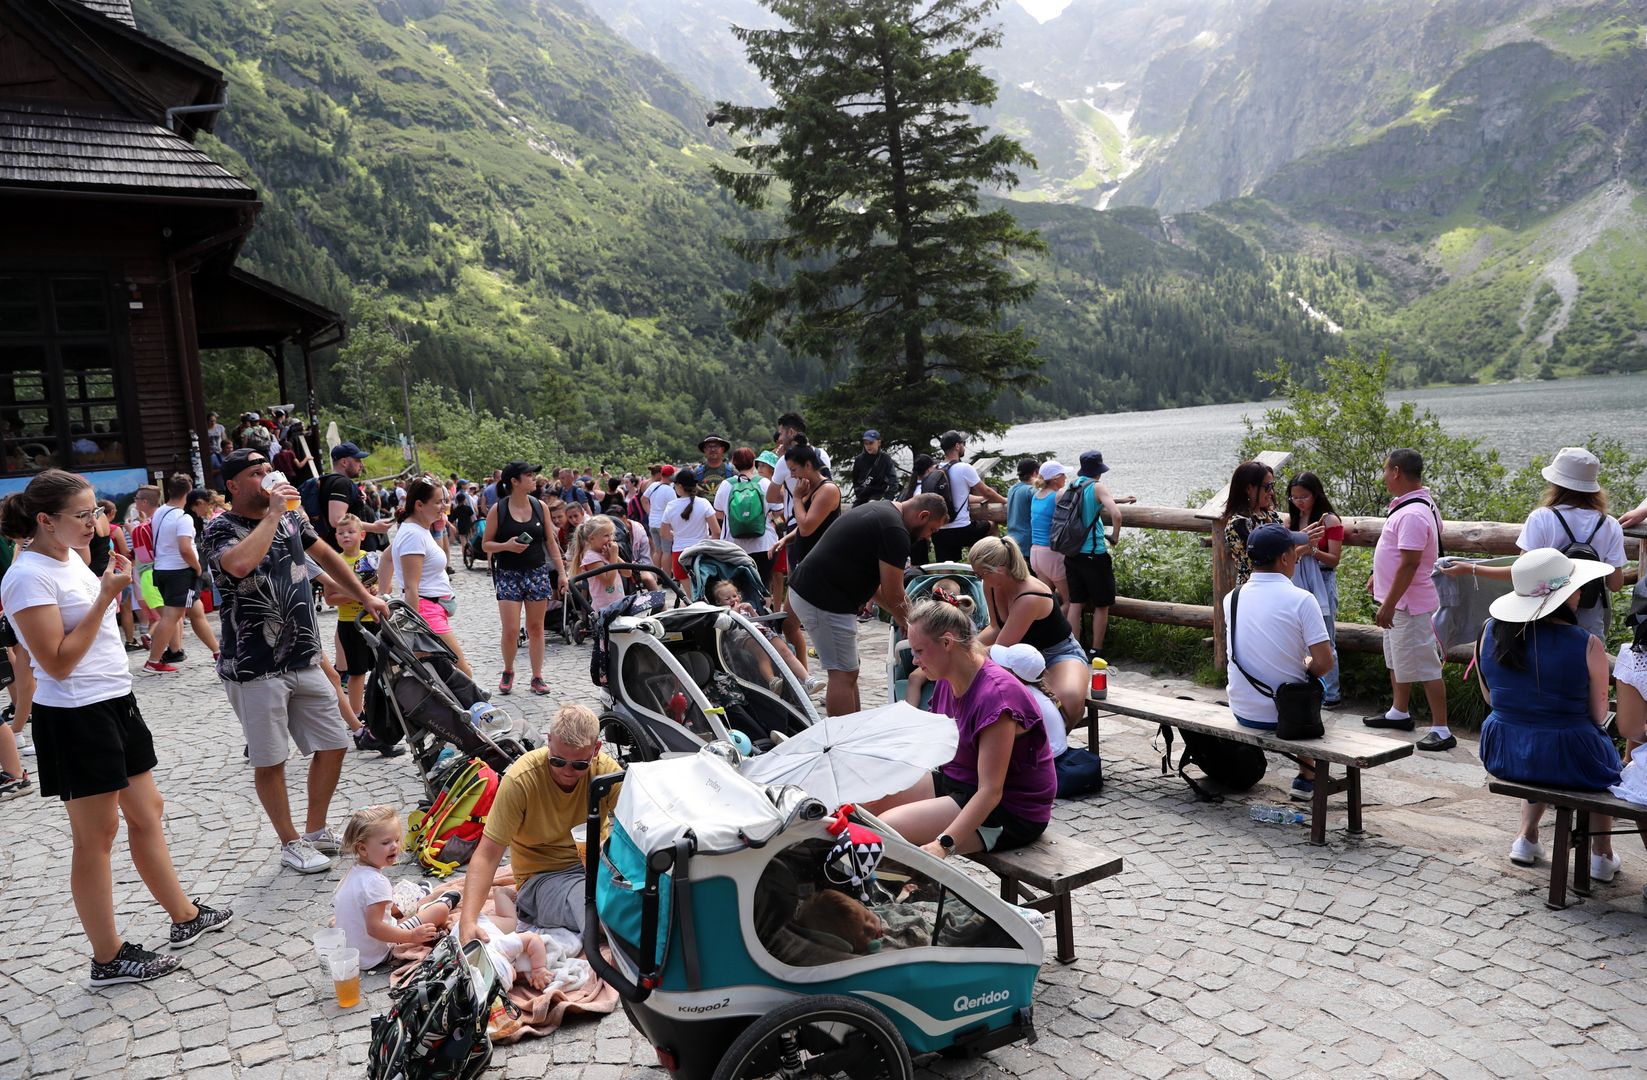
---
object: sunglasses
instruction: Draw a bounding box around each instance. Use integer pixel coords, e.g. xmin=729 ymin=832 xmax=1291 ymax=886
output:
xmin=1261 ymin=482 xmax=1276 ymax=492
xmin=548 ymin=755 xmax=595 ymax=771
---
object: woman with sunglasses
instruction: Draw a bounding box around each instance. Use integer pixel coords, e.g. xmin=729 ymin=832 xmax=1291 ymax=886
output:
xmin=456 ymin=704 xmax=621 ymax=945
xmin=1221 ymin=461 xmax=1284 ymax=587
xmin=0 ymin=469 xmax=231 ymax=985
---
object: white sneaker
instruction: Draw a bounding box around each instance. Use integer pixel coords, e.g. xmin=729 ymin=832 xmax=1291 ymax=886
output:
xmin=803 ymin=674 xmax=826 ymax=694
xmin=1590 ymin=853 xmax=1621 ymax=883
xmin=16 ymin=732 xmax=33 ymax=757
xmin=280 ymin=838 xmax=331 ymax=874
xmin=1509 ymin=837 xmax=1543 ymax=866
xmin=303 ymin=826 xmax=341 ymax=855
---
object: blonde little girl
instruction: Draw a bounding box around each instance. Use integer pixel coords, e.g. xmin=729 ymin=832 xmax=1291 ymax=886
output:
xmin=334 ymin=805 xmax=459 ymax=970
xmin=570 ymin=515 xmax=629 ymax=614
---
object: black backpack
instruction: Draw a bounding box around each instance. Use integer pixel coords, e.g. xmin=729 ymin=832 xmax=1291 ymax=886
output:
xmin=1049 ymin=478 xmax=1101 ymax=556
xmin=1551 ymin=509 xmax=1607 ymax=610
xmin=919 ymin=461 xmax=956 ymax=513
xmin=1158 ymin=722 xmax=1267 ymax=802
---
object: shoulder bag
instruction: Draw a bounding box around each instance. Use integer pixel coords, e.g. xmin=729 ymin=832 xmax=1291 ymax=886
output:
xmin=1230 ymin=584 xmax=1324 ymax=740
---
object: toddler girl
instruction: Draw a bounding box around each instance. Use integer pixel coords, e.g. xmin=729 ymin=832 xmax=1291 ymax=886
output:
xmin=334 ymin=805 xmax=459 ymax=970
xmin=570 ymin=516 xmax=629 ymax=613
xmin=708 ymin=578 xmax=809 ymax=683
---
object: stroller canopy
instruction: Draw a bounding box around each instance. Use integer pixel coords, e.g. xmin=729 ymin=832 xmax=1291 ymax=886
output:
xmin=679 ymin=540 xmax=767 ymax=603
xmin=616 ymin=753 xmax=817 ymax=857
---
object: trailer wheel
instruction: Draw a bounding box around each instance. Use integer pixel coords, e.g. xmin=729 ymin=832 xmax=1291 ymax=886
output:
xmin=711 ymin=994 xmax=912 ymax=1080
xmin=600 ymin=711 xmax=658 ymax=769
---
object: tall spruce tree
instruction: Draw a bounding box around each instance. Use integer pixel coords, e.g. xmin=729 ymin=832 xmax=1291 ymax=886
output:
xmin=712 ymin=0 xmax=1045 ymax=454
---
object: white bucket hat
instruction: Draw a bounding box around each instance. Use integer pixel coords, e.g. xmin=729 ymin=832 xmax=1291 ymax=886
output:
xmin=1487 ymin=547 xmax=1614 ymax=624
xmin=1540 ymin=447 xmax=1601 ymax=493
xmin=989 ymin=642 xmax=1047 ymax=682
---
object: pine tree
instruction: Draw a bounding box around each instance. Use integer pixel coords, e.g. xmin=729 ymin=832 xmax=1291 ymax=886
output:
xmin=712 ymin=0 xmax=1045 ymax=454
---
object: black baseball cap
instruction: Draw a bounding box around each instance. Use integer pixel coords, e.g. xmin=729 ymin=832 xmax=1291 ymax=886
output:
xmin=221 ymin=448 xmax=268 ymax=483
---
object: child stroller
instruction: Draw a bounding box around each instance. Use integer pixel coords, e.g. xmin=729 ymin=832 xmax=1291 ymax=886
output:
xmin=461 ymin=526 xmax=488 ymax=572
xmin=359 ymin=601 xmax=532 ymax=794
xmin=679 ymin=540 xmax=768 ymax=610
xmin=582 ymin=750 xmax=1043 ymax=1080
xmin=887 ymin=562 xmax=987 ymax=708
xmin=583 ymin=564 xmax=818 ymax=766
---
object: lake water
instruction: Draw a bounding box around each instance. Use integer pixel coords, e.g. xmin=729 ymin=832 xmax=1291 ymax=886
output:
xmin=995 ymin=373 xmax=1647 ymax=506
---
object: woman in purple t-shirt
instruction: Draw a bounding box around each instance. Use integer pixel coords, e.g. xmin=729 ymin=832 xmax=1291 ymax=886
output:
xmin=869 ymin=598 xmax=1055 ymax=859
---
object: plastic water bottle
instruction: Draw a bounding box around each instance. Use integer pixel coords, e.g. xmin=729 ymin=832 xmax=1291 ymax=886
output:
xmin=1248 ymin=804 xmax=1306 ymax=825
xmin=467 ymin=701 xmax=494 ymax=727
xmin=434 ymin=745 xmax=458 ymax=770
xmin=1088 ymin=657 xmax=1108 ymax=700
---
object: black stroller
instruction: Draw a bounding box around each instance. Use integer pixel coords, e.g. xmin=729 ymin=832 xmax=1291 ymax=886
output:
xmin=359 ymin=602 xmax=532 ymax=794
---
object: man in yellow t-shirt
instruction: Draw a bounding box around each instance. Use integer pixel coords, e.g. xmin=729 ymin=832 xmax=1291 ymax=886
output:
xmin=458 ymin=704 xmax=621 ymax=939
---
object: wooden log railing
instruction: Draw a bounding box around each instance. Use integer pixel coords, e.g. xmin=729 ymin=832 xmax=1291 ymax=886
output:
xmin=1107 ymin=505 xmax=1644 ymax=668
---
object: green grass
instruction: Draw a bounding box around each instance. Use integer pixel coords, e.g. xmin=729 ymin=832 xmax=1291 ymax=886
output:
xmin=1532 ymin=5 xmax=1645 ymax=62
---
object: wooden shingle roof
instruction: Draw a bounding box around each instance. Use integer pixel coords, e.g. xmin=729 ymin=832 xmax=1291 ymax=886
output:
xmin=71 ymin=0 xmax=134 ymax=28
xmin=0 ymin=102 xmax=253 ymax=197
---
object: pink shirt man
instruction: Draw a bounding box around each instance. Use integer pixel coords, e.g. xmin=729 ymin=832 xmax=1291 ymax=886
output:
xmin=1372 ymin=486 xmax=1441 ymax=614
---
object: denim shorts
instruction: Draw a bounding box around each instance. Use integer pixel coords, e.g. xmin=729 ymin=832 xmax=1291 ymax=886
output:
xmin=1042 ymin=635 xmax=1088 ymax=671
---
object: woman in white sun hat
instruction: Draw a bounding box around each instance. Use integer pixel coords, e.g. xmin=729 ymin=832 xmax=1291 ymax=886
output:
xmin=1474 ymin=547 xmax=1628 ymax=880
xmin=1441 ymin=446 xmax=1626 ymax=638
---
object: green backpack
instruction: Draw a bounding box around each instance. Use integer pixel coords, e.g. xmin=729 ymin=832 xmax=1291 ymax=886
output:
xmin=726 ymin=476 xmax=767 ymax=539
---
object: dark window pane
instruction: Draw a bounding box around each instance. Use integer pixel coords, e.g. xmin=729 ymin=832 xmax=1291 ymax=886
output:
xmin=0 ymin=344 xmax=46 ymax=376
xmin=51 ymin=278 xmax=108 ymax=333
xmin=0 ymin=277 xmax=41 ymax=335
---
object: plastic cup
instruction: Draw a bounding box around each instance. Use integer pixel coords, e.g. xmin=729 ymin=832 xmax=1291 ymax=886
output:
xmin=570 ymin=822 xmax=588 ymax=863
xmin=261 ymin=469 xmax=300 ymax=512
xmin=328 ymin=947 xmax=361 ymax=1009
xmin=312 ymin=927 xmax=347 ymax=972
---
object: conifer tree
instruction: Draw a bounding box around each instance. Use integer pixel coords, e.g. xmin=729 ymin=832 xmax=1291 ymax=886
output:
xmin=712 ymin=0 xmax=1045 ymax=453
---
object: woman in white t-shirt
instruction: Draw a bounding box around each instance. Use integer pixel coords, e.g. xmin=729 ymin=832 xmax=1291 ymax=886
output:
xmin=713 ymin=447 xmax=778 ymax=586
xmin=1440 ymin=447 xmax=1626 ymax=638
xmin=1611 ymin=637 xmax=1647 ymax=817
xmin=660 ymin=468 xmax=719 ymax=581
xmin=392 ymin=477 xmax=472 ymax=677
xmin=0 ymin=470 xmax=230 ymax=985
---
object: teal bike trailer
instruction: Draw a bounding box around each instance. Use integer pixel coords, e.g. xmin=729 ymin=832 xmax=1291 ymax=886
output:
xmin=582 ymin=751 xmax=1044 ymax=1080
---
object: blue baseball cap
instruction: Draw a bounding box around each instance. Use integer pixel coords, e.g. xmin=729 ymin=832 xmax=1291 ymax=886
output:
xmin=863 ymin=429 xmax=881 ymax=442
xmin=1247 ymin=523 xmax=1311 ymax=564
xmin=331 ymin=441 xmax=366 ymax=462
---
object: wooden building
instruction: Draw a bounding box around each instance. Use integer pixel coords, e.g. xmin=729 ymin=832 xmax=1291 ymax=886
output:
xmin=0 ymin=0 xmax=341 ymax=489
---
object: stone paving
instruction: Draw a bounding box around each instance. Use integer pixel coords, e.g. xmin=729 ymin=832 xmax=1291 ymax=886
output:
xmin=2 ymin=555 xmax=1645 ymax=1079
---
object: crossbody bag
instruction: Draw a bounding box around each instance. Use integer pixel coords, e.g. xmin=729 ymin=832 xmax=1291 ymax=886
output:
xmin=1230 ymin=584 xmax=1324 ymax=740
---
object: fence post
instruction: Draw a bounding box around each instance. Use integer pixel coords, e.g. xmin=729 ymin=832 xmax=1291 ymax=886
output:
xmin=1210 ymin=534 xmax=1230 ymax=670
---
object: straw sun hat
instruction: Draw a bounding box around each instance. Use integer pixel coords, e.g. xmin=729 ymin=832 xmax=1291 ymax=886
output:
xmin=1487 ymin=547 xmax=1614 ymax=624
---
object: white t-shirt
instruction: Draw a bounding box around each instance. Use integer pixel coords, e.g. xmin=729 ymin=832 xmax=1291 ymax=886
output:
xmin=713 ymin=475 xmax=777 ymax=554
xmin=1518 ymin=506 xmax=1626 ymax=567
xmin=663 ymin=497 xmax=716 ymax=552
xmin=1 ymin=550 xmax=130 ymax=708
xmin=391 ymin=521 xmax=451 ymax=599
xmin=1222 ymin=572 xmax=1330 ymax=727
xmin=937 ymin=460 xmax=981 ymax=530
xmin=1029 ymin=685 xmax=1069 ymax=757
xmin=1612 ymin=648 xmax=1647 ymax=805
xmin=644 ymin=481 xmax=672 ymax=529
xmin=151 ymin=504 xmax=195 ymax=572
xmin=334 ymin=864 xmax=394 ymax=970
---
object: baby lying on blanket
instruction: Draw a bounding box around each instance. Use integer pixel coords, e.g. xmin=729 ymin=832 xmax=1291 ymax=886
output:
xmin=471 ymin=886 xmax=591 ymax=994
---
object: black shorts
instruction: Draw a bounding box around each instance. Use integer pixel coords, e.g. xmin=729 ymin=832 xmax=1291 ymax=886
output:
xmin=930 ymin=769 xmax=1047 ymax=852
xmin=152 ymin=567 xmax=197 ymax=608
xmin=336 ymin=619 xmax=376 ymax=677
xmin=33 ymin=693 xmax=158 ymax=801
xmin=1064 ymin=552 xmax=1115 ymax=607
xmin=931 ymin=521 xmax=991 ymax=564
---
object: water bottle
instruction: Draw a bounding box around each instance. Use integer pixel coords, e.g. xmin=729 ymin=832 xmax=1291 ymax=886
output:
xmin=1248 ymin=804 xmax=1306 ymax=825
xmin=434 ymin=745 xmax=458 ymax=771
xmin=467 ymin=701 xmax=493 ymax=727
xmin=1089 ymin=657 xmax=1108 ymax=700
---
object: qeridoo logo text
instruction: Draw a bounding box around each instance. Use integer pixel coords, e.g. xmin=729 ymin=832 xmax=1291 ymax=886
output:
xmin=954 ymin=989 xmax=1010 ymax=1013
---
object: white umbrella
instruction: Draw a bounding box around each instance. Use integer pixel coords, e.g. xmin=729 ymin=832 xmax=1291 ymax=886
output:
xmin=740 ymin=702 xmax=958 ymax=807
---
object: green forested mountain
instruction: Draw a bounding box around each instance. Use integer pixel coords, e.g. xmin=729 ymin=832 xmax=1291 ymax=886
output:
xmin=131 ymin=0 xmax=1342 ymax=454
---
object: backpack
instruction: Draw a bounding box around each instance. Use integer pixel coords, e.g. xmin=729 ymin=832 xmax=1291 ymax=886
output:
xmin=299 ymin=476 xmax=324 ymax=524
xmin=366 ymin=933 xmax=508 ymax=1080
xmin=404 ymin=758 xmax=502 ymax=877
xmin=1158 ymin=724 xmax=1266 ymax=802
xmin=920 ymin=461 xmax=956 ymax=511
xmin=1551 ymin=508 xmax=1607 ymax=610
xmin=1048 ymin=478 xmax=1100 ymax=557
xmin=726 ymin=476 xmax=767 ymax=539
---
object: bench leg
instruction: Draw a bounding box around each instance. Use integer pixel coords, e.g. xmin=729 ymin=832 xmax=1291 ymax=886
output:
xmin=1054 ymin=893 xmax=1075 ymax=964
xmin=1572 ymin=810 xmax=1592 ymax=897
xmin=1309 ymin=763 xmax=1329 ymax=846
xmin=1548 ymin=807 xmax=1573 ymax=910
xmin=998 ymin=875 xmax=1021 ymax=905
xmin=1085 ymin=700 xmax=1100 ymax=753
xmin=1345 ymin=767 xmax=1363 ymax=835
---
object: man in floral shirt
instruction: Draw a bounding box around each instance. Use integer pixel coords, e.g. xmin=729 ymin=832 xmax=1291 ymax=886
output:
xmin=204 ymin=449 xmax=389 ymax=874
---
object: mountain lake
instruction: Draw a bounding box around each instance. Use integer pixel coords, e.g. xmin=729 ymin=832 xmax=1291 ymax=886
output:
xmin=995 ymin=373 xmax=1647 ymax=506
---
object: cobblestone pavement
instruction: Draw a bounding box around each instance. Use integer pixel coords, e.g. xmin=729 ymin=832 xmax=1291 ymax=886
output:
xmin=2 ymin=556 xmax=1644 ymax=1079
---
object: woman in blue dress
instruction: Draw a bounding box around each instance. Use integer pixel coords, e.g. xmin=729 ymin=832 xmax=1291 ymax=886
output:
xmin=1475 ymin=548 xmax=1624 ymax=880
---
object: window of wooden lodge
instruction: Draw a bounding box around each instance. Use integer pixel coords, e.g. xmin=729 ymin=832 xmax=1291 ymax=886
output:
xmin=0 ymin=274 xmax=133 ymax=476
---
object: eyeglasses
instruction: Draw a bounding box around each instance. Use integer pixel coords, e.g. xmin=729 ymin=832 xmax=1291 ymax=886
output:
xmin=54 ymin=506 xmax=107 ymax=524
xmin=548 ymin=755 xmax=595 ymax=771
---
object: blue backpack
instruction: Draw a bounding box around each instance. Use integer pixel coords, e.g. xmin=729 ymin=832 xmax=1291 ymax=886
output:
xmin=298 ymin=476 xmax=323 ymax=523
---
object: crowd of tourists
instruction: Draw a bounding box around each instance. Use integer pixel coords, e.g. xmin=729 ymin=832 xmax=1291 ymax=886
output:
xmin=2 ymin=402 xmax=1645 ymax=989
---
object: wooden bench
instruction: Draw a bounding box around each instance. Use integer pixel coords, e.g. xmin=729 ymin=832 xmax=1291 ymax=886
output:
xmin=1095 ymin=685 xmax=1414 ymax=845
xmin=1486 ymin=780 xmax=1647 ymax=909
xmin=968 ymin=828 xmax=1122 ymax=964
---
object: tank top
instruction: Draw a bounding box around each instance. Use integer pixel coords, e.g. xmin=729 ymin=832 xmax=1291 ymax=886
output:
xmin=989 ymin=585 xmax=1074 ymax=652
xmin=491 ymin=497 xmax=547 ymax=572
xmin=790 ymin=482 xmax=840 ymax=566
xmin=1030 ymin=489 xmax=1058 ymax=547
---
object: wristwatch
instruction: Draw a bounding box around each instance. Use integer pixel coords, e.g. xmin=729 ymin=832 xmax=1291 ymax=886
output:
xmin=937 ymin=833 xmax=955 ymax=855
